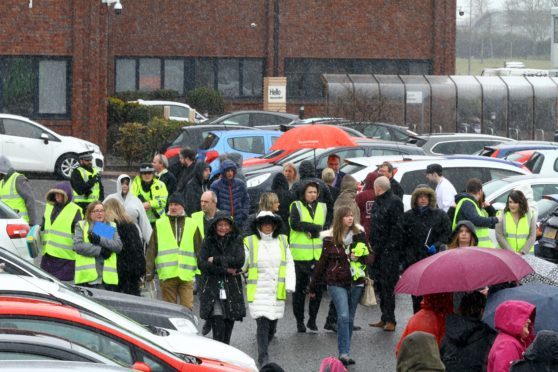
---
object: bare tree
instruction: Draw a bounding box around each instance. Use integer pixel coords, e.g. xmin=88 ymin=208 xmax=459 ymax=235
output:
xmin=505 ymin=0 xmax=552 ymax=56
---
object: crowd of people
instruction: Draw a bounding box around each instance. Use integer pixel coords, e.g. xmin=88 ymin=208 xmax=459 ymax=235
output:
xmin=0 ymin=148 xmax=555 ymax=372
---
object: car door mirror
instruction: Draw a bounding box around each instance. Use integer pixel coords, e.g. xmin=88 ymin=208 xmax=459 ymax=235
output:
xmin=40 ymin=133 xmax=49 ymax=144
xmin=132 ymin=362 xmax=152 ymax=372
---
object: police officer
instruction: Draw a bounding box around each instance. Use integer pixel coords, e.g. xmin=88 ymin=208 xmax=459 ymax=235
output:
xmin=289 ymin=180 xmax=328 ymax=333
xmin=71 ymin=151 xmax=104 ymax=213
xmin=0 ymin=155 xmax=38 ymax=224
xmin=145 ymin=194 xmax=197 ymax=309
xmin=131 ymin=163 xmax=168 ymax=225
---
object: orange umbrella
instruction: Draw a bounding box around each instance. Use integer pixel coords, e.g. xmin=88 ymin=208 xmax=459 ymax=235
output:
xmin=270 ymin=124 xmax=358 ymax=151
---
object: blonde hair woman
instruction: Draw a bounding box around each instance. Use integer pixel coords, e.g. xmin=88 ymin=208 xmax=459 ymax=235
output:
xmin=104 ymin=198 xmax=146 ymax=296
xmin=282 ymin=163 xmax=298 ymax=189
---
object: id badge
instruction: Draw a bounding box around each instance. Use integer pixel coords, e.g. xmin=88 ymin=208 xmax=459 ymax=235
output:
xmin=219 ymin=288 xmax=227 ymax=300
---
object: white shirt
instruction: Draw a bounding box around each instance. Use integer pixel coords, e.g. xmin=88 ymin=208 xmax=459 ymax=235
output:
xmin=436 ymin=177 xmax=457 ymax=212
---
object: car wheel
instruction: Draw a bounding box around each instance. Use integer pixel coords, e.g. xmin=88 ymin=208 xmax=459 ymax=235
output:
xmin=56 ymin=153 xmax=79 ymax=180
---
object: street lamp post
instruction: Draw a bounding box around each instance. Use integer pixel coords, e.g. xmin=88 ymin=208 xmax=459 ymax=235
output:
xmin=467 ymin=0 xmax=473 ymax=75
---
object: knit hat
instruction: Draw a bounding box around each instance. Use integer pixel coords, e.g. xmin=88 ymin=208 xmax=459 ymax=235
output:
xmin=167 ymin=193 xmax=186 ymax=208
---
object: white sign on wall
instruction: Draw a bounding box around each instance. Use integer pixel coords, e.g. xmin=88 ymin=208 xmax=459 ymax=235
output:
xmin=406 ymin=91 xmax=423 ymax=104
xmin=268 ymin=85 xmax=286 ymax=103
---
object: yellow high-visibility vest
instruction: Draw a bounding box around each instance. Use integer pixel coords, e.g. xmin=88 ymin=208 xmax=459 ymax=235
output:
xmin=289 ymin=201 xmax=326 ymax=261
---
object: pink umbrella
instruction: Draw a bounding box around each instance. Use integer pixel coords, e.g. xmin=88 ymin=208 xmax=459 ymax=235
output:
xmin=395 ymin=247 xmax=534 ymax=296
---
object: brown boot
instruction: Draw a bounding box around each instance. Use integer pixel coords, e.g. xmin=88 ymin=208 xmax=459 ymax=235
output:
xmin=383 ymin=322 xmax=396 ymax=332
xmin=369 ymin=320 xmax=386 ymax=328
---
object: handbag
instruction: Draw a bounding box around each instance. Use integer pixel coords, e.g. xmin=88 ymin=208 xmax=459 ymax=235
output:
xmin=359 ymin=277 xmax=377 ymax=306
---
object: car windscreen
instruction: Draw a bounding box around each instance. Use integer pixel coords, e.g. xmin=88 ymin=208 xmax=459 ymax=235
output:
xmin=537 ymin=198 xmax=558 ymax=220
xmin=198 ymin=132 xmax=219 ymax=150
xmin=0 ymin=201 xmax=20 ymax=219
xmin=276 ymin=148 xmax=325 ymax=165
xmin=340 ymin=162 xmax=365 ymax=175
xmin=483 ymin=179 xmax=511 ymax=197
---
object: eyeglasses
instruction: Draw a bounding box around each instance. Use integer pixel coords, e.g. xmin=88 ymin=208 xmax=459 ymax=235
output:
xmin=92 ymin=209 xmax=105 ymax=214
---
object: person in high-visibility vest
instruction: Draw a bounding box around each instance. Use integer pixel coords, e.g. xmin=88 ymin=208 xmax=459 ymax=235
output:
xmin=308 ymin=206 xmax=370 ymax=367
xmin=243 ymin=211 xmax=295 ymax=367
xmin=452 ymin=178 xmax=501 ymax=248
xmin=145 ymin=193 xmax=197 ymax=309
xmin=0 ymin=155 xmax=38 ymax=224
xmin=495 ymin=190 xmax=536 ymax=255
xmin=70 ymin=151 xmax=104 ymax=213
xmin=40 ymin=182 xmax=82 ymax=282
xmin=73 ymin=201 xmax=122 ymax=289
xmin=289 ymin=180 xmax=328 ymax=333
xmin=131 ymin=163 xmax=168 ymax=224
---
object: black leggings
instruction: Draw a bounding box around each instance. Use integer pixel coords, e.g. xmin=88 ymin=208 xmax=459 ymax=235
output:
xmin=210 ymin=316 xmax=235 ymax=344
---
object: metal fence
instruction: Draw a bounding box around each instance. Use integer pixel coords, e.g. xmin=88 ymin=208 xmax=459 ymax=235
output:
xmin=322 ymin=74 xmax=558 ymax=141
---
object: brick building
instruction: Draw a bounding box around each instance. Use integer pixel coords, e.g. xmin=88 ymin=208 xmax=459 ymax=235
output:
xmin=0 ymin=0 xmax=455 ymax=150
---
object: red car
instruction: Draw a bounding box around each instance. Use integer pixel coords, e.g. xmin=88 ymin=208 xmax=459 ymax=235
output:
xmin=0 ymin=297 xmax=247 ymax=372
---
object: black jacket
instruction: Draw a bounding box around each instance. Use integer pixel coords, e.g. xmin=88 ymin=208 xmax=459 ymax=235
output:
xmin=175 ymin=161 xmax=197 ymax=193
xmin=453 ymin=193 xmax=498 ymax=229
xmin=158 ymin=171 xmax=177 ymax=197
xmin=369 ymin=189 xmax=404 ymax=259
xmin=289 ymin=195 xmax=325 ymax=239
xmin=390 ymin=178 xmax=404 ymax=200
xmin=70 ymin=165 xmax=104 ymax=210
xmin=291 ymin=161 xmax=334 ymax=228
xmin=401 ymin=187 xmax=451 ymax=269
xmin=271 ymin=172 xmax=295 ymax=233
xmin=198 ymin=212 xmax=246 ymax=321
xmin=184 ymin=162 xmax=210 ymax=216
xmin=440 ymin=314 xmax=497 ymax=372
xmin=115 ymin=222 xmax=146 ymax=283
xmin=511 ymin=330 xmax=558 ymax=372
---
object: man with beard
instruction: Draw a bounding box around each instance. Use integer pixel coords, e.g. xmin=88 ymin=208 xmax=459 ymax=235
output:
xmin=70 ymin=151 xmax=104 ymax=213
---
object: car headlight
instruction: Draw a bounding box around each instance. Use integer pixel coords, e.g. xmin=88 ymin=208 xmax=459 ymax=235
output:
xmin=168 ymin=317 xmax=199 ymax=334
xmin=247 ymin=173 xmax=271 ymax=188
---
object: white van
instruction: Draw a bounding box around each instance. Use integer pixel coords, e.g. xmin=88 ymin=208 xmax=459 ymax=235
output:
xmin=132 ymin=99 xmax=207 ymax=123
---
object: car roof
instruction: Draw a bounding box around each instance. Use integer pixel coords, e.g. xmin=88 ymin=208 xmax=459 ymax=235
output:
xmin=220 ymin=110 xmax=298 ymax=117
xmin=206 ymin=129 xmax=283 ymax=136
xmin=416 ymin=133 xmax=513 ymax=140
xmin=133 ymin=99 xmax=191 ymax=107
xmin=0 ymin=296 xmax=82 ymax=319
xmin=485 ymin=174 xmax=558 ymax=184
xmin=0 ymin=361 xmax=131 ymax=372
xmin=384 ymin=156 xmax=526 ymax=170
xmin=531 ymin=149 xmax=558 ymax=155
xmin=180 ymin=124 xmax=254 ymax=130
xmin=486 ymin=141 xmax=558 ymax=149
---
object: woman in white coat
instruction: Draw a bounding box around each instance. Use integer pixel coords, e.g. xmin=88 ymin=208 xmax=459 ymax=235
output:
xmin=243 ymin=211 xmax=295 ymax=367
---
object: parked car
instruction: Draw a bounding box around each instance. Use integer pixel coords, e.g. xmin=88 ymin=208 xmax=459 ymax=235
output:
xmin=503 ymin=150 xmax=535 ymax=164
xmin=523 ymin=149 xmax=558 ymax=174
xmin=483 ymin=175 xmax=558 ymax=210
xmin=478 ymin=141 xmax=558 ymax=158
xmin=132 ymin=99 xmax=208 ymax=123
xmin=162 ymin=124 xmax=254 ymax=164
xmin=407 ymin=133 xmax=515 ymax=155
xmin=0 ymin=202 xmax=30 ymax=262
xmin=205 ymin=110 xmax=298 ymax=127
xmin=244 ymin=139 xmax=426 ymax=211
xmin=0 ymin=329 xmax=125 ymax=366
xmin=0 ymin=361 xmax=132 ymax=372
xmin=340 ymin=122 xmax=419 ymax=142
xmin=0 ymin=275 xmax=257 ymax=371
xmin=0 ymin=294 xmax=251 ymax=371
xmin=348 ymin=156 xmax=530 ymax=210
xmin=537 ymin=197 xmax=558 ymax=263
xmin=0 ymin=246 xmax=198 ymax=334
xmin=0 ymin=114 xmax=103 ymax=179
xmin=197 ymin=129 xmax=282 ymax=179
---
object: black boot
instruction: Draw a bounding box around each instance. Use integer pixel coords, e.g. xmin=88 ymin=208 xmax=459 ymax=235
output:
xmin=296 ymin=321 xmax=306 ymax=333
xmin=307 ymin=318 xmax=318 ymax=332
xmin=324 ymin=321 xmax=337 ymax=332
xmin=201 ymin=320 xmax=212 ymax=336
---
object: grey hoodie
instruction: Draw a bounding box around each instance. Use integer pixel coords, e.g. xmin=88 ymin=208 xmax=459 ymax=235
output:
xmin=0 ymin=155 xmax=38 ymax=225
xmin=104 ymin=174 xmax=152 ymax=244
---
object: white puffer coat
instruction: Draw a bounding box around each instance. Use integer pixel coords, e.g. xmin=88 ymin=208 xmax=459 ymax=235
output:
xmin=245 ymin=231 xmax=296 ymax=320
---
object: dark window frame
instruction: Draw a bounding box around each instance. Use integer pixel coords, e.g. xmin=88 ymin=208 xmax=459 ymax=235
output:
xmin=0 ymin=56 xmax=72 ymax=120
xmin=115 ymin=56 xmax=265 ymax=99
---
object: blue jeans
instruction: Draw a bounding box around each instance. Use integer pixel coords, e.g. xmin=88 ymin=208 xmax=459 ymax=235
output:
xmin=328 ymin=285 xmax=363 ymax=356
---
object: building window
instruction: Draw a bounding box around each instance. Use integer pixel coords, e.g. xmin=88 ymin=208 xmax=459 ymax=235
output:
xmin=285 ymin=58 xmax=432 ymax=99
xmin=115 ymin=57 xmax=264 ymax=98
xmin=0 ymin=56 xmax=70 ymax=118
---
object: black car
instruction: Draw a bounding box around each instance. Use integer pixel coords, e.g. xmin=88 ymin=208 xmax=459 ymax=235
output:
xmin=204 ymin=110 xmax=298 ymax=127
xmin=0 ymin=247 xmax=198 ymax=334
xmin=244 ymin=139 xmax=425 ymax=211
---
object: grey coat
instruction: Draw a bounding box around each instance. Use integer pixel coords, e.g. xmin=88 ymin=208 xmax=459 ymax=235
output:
xmin=0 ymin=156 xmax=38 ymax=225
xmin=73 ymin=221 xmax=123 ymax=284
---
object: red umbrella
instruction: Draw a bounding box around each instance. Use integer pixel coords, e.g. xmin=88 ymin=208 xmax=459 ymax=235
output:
xmin=395 ymin=247 xmax=534 ymax=296
xmin=270 ymin=124 xmax=358 ymax=151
